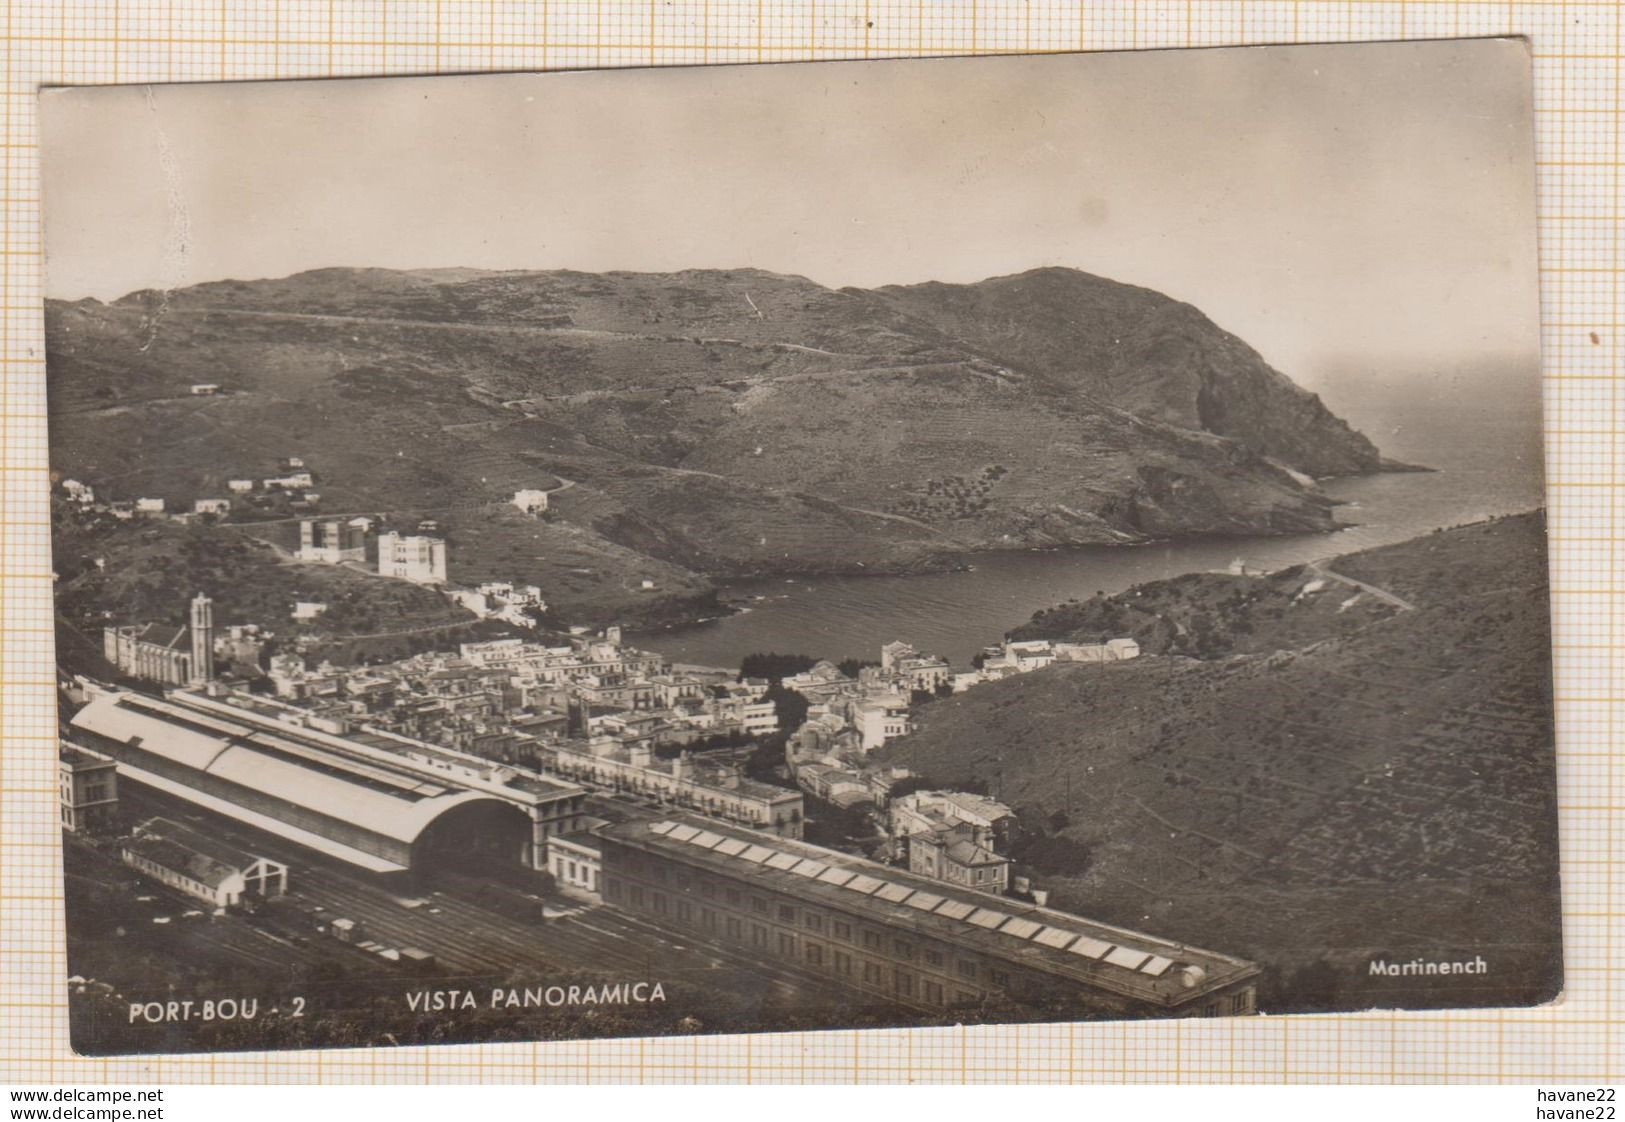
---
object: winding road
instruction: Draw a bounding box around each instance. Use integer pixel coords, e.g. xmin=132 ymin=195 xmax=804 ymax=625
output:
xmin=1306 ymin=559 xmax=1417 ymax=612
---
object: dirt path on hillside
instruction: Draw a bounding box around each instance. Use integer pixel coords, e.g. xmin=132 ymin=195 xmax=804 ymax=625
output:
xmin=1306 ymin=559 xmax=1417 ymax=611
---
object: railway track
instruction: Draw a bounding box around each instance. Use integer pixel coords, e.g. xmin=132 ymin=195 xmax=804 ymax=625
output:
xmin=110 ymin=787 xmax=860 ymax=1008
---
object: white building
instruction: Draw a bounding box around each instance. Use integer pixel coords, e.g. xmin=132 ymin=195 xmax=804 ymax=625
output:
xmin=1054 ymin=638 xmax=1141 ymax=663
xmin=547 ymin=826 xmax=605 ymax=900
xmin=226 ymin=479 xmax=256 ymax=494
xmin=61 ymin=479 xmax=95 ymax=505
xmin=742 ymin=699 xmax=780 ymax=735
xmin=121 ymin=817 xmax=287 ymax=909
xmin=377 ymin=532 xmax=448 ymax=585
xmin=134 ymin=497 xmax=166 ymax=514
xmin=535 ymin=739 xmax=804 ymax=839
xmin=292 ymin=601 xmax=328 ymax=620
xmin=193 ymin=498 xmax=231 ymax=516
xmin=190 ymin=383 xmax=220 ymax=395
xmin=892 ymin=790 xmax=1015 ymax=839
xmin=856 ymin=694 xmax=911 ymax=751
xmin=512 ymin=489 xmax=550 ymax=515
xmin=871 ymin=640 xmax=952 ymax=694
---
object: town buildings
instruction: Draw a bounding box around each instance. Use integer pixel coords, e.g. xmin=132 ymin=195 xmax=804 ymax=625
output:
xmin=892 ymin=790 xmax=1016 ymax=845
xmin=59 ymin=744 xmax=119 ymax=834
xmin=534 ymin=737 xmax=804 ymax=838
xmin=447 ymin=582 xmax=546 ymax=629
xmin=378 ymin=531 xmax=448 ymax=585
xmin=890 ymin=791 xmax=1018 ymax=893
xmin=874 ymin=641 xmax=953 ymax=694
xmin=243 ymin=626 xmax=804 ymax=842
xmin=957 ymin=636 xmax=1141 ymax=691
xmin=783 ymin=660 xmax=860 ymax=705
xmin=102 ymin=592 xmax=215 ymax=687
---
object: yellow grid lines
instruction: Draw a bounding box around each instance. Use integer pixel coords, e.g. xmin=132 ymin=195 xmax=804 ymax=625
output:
xmin=0 ymin=0 xmax=1618 ymax=1087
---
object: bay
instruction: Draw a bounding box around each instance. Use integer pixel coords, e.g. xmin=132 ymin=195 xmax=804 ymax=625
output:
xmin=633 ymin=381 xmax=1545 ymax=669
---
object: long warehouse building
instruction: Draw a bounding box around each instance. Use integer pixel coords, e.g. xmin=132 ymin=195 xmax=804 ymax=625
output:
xmin=599 ymin=813 xmax=1260 ymax=1020
xmin=66 ymin=688 xmax=586 ymax=877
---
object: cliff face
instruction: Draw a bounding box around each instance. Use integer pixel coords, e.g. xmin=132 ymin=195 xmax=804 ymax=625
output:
xmin=47 ymin=266 xmax=1389 ymax=613
xmin=870 ymin=267 xmax=1385 ymax=477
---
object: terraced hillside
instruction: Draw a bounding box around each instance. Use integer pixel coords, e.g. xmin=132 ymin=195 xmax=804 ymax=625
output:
xmin=46 ymin=265 xmax=1394 ymax=629
xmin=880 ymin=513 xmax=1560 ymax=1012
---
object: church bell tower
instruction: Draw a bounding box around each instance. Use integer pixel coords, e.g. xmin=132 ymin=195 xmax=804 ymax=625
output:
xmin=189 ymin=592 xmax=215 ymax=684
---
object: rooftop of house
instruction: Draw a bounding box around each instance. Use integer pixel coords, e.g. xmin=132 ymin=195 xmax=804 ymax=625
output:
xmin=553 ymin=739 xmax=800 ymax=805
xmin=124 ymin=816 xmax=275 ymax=888
xmin=124 ymin=835 xmax=242 ymax=890
xmin=901 ymin=789 xmax=1014 ymax=822
xmin=940 ymin=837 xmax=1009 ymax=868
xmin=59 ymin=743 xmax=115 ymax=771
xmin=116 ymin=622 xmax=189 ymax=651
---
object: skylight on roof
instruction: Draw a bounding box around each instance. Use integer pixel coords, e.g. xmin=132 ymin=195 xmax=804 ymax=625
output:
xmin=967 ymin=908 xmax=1009 ymax=930
xmin=816 ymin=867 xmax=856 ymax=887
xmin=1068 ymin=936 xmax=1114 ymax=959
xmin=843 ymin=874 xmax=884 ymax=895
xmin=740 ymin=845 xmax=776 ymax=864
xmin=789 ymin=859 xmax=828 ymax=878
xmin=712 ymin=838 xmax=748 ymax=857
xmin=1031 ymin=927 xmax=1078 ymax=950
xmin=1104 ymin=946 xmax=1153 ymax=971
xmin=764 ymin=851 xmax=801 ymax=871
xmin=689 ymin=830 xmax=725 ymax=849
xmin=933 ymin=900 xmax=976 ymax=920
xmin=1139 ymin=955 xmax=1174 ymax=977
xmin=905 ymin=892 xmax=945 ymax=912
xmin=648 ymin=821 xmax=678 ymax=836
xmin=873 ymin=882 xmax=914 ymax=904
xmin=667 ymin=824 xmax=701 ymax=843
xmin=1000 ymin=917 xmax=1043 ymax=939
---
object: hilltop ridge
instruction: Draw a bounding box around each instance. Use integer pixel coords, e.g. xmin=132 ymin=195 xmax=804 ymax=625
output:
xmin=49 ymin=264 xmax=1397 ymax=628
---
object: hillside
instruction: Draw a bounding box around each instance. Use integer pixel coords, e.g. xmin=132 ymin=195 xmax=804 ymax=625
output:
xmin=881 ymin=513 xmax=1560 ymax=1012
xmin=48 ymin=265 xmax=1391 ymax=627
xmin=870 ymin=267 xmax=1391 ymax=477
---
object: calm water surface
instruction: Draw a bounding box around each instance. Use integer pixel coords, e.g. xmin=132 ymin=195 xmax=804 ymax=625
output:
xmin=635 ymin=389 xmax=1544 ymax=668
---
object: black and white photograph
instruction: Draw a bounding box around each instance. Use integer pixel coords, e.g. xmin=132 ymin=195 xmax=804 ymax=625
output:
xmin=39 ymin=39 xmax=1558 ymax=1056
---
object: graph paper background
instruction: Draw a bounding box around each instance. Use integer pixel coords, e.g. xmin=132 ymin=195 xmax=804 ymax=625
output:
xmin=0 ymin=0 xmax=1617 ymax=1085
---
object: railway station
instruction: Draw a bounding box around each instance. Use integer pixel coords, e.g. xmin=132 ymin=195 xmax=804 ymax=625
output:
xmin=66 ymin=688 xmax=586 ymax=879
xmin=599 ymin=813 xmax=1261 ymax=1019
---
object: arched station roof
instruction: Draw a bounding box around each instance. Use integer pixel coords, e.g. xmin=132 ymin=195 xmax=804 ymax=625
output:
xmin=70 ymin=691 xmax=509 ymax=848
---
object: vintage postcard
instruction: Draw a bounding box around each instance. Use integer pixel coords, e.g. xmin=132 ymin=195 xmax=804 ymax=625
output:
xmin=39 ymin=39 xmax=1556 ymax=1056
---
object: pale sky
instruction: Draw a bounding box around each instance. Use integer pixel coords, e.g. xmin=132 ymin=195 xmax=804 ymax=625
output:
xmin=40 ymin=39 xmax=1539 ymax=389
